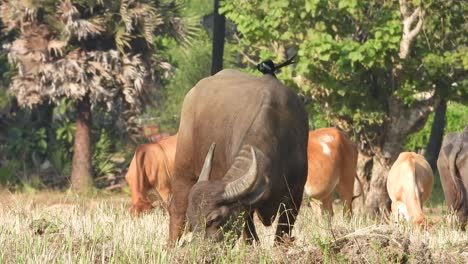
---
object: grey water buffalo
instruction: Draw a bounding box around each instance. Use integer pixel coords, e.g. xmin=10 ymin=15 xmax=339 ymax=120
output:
xmin=304 ymin=128 xmax=358 ymax=217
xmin=168 ymin=69 xmax=308 ymax=244
xmin=387 ymin=152 xmax=433 ymax=227
xmin=437 ymin=128 xmax=468 ymax=230
xmin=125 ymin=134 xmax=177 ymax=216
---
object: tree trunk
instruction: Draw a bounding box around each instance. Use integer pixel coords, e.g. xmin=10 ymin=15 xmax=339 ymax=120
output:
xmin=364 ymin=155 xmax=393 ymax=213
xmin=425 ymin=99 xmax=447 ymax=170
xmin=211 ymin=0 xmax=225 ymax=75
xmin=353 ymin=98 xmax=435 ymax=214
xmin=70 ymin=95 xmax=93 ymax=193
xmin=354 ymin=150 xmax=395 ymax=214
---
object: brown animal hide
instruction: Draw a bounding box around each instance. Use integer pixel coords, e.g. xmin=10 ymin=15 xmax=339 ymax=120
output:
xmin=304 ymin=128 xmax=358 ymax=217
xmin=387 ymin=152 xmax=433 ymax=227
xmin=126 ymin=134 xmax=177 ymax=215
xmin=168 ymin=69 xmax=308 ymax=245
xmin=437 ymin=128 xmax=468 ymax=230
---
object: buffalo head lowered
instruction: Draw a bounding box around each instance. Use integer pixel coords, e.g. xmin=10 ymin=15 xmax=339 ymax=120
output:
xmin=186 ymin=143 xmax=268 ymax=241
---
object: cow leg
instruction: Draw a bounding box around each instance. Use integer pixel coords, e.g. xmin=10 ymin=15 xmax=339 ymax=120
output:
xmin=321 ymin=195 xmax=334 ymax=217
xmin=309 ymin=200 xmax=322 ymax=216
xmin=458 ymin=210 xmax=467 ymax=231
xmin=157 ymin=186 xmax=171 ymax=209
xmin=243 ymin=211 xmax=259 ymax=244
xmin=405 ymin=196 xmax=424 ymax=227
xmin=336 ymin=176 xmax=354 ymax=217
xmin=391 ymin=201 xmax=396 ymax=221
xmin=168 ymin=174 xmax=194 ymax=244
xmin=128 ymin=177 xmax=154 ymax=216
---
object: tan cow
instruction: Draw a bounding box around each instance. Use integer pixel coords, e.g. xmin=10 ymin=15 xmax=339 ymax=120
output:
xmin=304 ymin=128 xmax=358 ymax=216
xmin=125 ymin=134 xmax=177 ymax=216
xmin=387 ymin=152 xmax=433 ymax=227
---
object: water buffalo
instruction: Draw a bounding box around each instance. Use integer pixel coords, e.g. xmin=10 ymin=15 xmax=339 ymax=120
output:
xmin=437 ymin=128 xmax=468 ymax=230
xmin=304 ymin=128 xmax=358 ymax=217
xmin=125 ymin=134 xmax=177 ymax=216
xmin=169 ymin=69 xmax=308 ymax=244
xmin=387 ymin=152 xmax=433 ymax=227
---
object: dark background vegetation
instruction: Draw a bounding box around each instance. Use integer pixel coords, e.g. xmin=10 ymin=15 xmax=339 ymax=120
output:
xmin=0 ymin=1 xmax=466 ymax=210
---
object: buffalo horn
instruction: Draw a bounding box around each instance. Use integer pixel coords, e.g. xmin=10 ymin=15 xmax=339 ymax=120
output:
xmin=197 ymin=143 xmax=216 ymax=183
xmin=222 ymin=146 xmax=258 ymax=201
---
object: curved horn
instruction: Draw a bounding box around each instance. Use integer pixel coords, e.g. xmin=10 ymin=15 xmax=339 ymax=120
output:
xmin=197 ymin=143 xmax=216 ymax=183
xmin=222 ymin=146 xmax=258 ymax=201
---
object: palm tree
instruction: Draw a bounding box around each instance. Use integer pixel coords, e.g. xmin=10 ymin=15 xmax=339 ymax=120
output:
xmin=0 ymin=0 xmax=195 ymax=193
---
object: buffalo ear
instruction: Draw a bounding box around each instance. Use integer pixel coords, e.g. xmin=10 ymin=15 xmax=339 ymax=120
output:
xmin=240 ymin=179 xmax=269 ymax=206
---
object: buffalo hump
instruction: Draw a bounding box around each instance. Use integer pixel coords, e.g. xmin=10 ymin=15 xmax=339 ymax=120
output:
xmin=168 ymin=69 xmax=309 ymax=244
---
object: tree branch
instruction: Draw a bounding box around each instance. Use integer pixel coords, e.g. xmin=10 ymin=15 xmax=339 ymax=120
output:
xmin=399 ymin=1 xmax=424 ymax=59
xmin=233 ymin=34 xmax=260 ymax=66
xmin=407 ymin=7 xmax=421 ymax=26
xmin=399 ymin=0 xmax=409 ymax=18
xmin=239 ymin=49 xmax=259 ymax=66
xmin=408 ymin=11 xmax=424 ymax=40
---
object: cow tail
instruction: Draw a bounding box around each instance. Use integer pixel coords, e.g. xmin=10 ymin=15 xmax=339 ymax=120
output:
xmin=352 ymin=145 xmax=362 ymax=202
xmin=352 ymin=174 xmax=363 ymax=201
xmin=409 ymin=159 xmax=424 ymax=225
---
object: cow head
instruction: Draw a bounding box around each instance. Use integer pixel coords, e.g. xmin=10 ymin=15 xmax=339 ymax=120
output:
xmin=186 ymin=143 xmax=268 ymax=242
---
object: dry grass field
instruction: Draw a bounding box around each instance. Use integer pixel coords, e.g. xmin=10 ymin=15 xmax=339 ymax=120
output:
xmin=0 ymin=191 xmax=467 ymax=263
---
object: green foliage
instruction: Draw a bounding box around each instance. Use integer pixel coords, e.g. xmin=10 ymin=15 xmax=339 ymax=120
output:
xmin=405 ymin=102 xmax=468 ymax=151
xmin=47 ymin=99 xmax=76 ymax=177
xmin=0 ymin=54 xmax=13 ymax=89
xmin=186 ymin=0 xmax=213 ymax=16
xmin=149 ymin=35 xmax=212 ymax=131
xmin=0 ymin=160 xmax=20 ymax=185
xmin=92 ymin=129 xmax=118 ymax=177
xmin=0 ymin=89 xmax=10 ymax=113
xmin=5 ymin=126 xmax=48 ymax=160
xmin=222 ymin=0 xmax=467 ymax=144
xmin=0 ymin=0 xmax=198 ymax=190
xmin=148 ymin=29 xmax=237 ymax=132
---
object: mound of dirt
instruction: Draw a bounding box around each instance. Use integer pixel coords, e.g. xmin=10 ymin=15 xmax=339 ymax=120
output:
xmin=30 ymin=218 xmax=61 ymax=235
xmin=331 ymin=225 xmax=433 ymax=263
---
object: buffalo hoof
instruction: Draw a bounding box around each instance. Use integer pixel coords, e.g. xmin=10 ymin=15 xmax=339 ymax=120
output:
xmin=274 ymin=234 xmax=296 ymax=246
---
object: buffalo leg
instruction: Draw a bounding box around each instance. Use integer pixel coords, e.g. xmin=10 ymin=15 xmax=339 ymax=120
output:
xmin=168 ymin=174 xmax=194 ymax=244
xmin=243 ymin=211 xmax=259 ymax=244
xmin=274 ymin=200 xmax=300 ymax=245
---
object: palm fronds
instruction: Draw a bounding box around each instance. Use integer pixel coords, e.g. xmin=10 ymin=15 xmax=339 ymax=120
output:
xmin=0 ymin=0 xmax=200 ymax=134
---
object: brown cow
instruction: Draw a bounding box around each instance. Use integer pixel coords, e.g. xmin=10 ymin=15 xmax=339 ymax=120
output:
xmin=304 ymin=128 xmax=358 ymax=217
xmin=169 ymin=69 xmax=308 ymax=244
xmin=125 ymin=134 xmax=177 ymax=216
xmin=387 ymin=152 xmax=433 ymax=227
xmin=437 ymin=128 xmax=468 ymax=230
